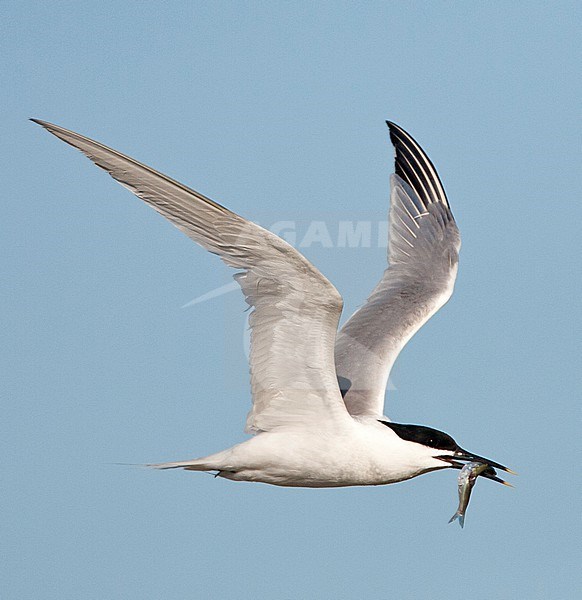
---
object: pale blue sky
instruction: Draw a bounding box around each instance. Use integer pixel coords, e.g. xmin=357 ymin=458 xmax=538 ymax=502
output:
xmin=2 ymin=2 xmax=581 ymax=599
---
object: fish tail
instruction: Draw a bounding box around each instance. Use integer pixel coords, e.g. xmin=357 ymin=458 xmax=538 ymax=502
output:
xmin=448 ymin=511 xmax=465 ymax=528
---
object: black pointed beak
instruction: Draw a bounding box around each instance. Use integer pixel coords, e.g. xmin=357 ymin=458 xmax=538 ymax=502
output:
xmin=435 ymin=448 xmax=516 ymax=486
xmin=456 ymin=449 xmax=515 ymax=474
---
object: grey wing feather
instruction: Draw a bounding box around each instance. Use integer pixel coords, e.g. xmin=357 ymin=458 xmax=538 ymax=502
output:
xmin=33 ymin=119 xmax=352 ymax=433
xmin=335 ymin=122 xmax=461 ymax=418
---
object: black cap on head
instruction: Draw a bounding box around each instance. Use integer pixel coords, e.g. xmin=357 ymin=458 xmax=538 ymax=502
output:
xmin=380 ymin=421 xmax=459 ymax=452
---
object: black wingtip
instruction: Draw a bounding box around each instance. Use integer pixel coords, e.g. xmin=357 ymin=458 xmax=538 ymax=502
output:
xmin=384 ymin=120 xmax=450 ymax=209
xmin=30 ymin=118 xmax=54 ymax=128
xmin=385 ymin=120 xmax=397 ymax=136
xmin=30 ymin=118 xmax=50 ymax=128
xmin=385 ymin=121 xmax=402 ymax=155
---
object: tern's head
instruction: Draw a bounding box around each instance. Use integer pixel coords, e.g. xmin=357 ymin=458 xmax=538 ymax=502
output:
xmin=380 ymin=421 xmax=513 ymax=483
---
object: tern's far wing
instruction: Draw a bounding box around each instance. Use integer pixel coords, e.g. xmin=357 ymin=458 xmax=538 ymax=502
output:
xmin=335 ymin=122 xmax=461 ymax=419
xmin=33 ymin=119 xmax=352 ymax=434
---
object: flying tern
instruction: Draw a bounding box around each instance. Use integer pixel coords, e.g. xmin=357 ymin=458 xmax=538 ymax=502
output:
xmin=33 ymin=119 xmax=513 ymax=512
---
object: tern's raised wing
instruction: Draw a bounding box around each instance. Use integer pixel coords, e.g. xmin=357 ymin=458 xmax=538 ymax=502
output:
xmin=33 ymin=119 xmax=352 ymax=434
xmin=335 ymin=122 xmax=461 ymax=419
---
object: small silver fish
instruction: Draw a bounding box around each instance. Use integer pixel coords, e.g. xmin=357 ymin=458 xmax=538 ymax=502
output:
xmin=448 ymin=461 xmax=493 ymax=528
